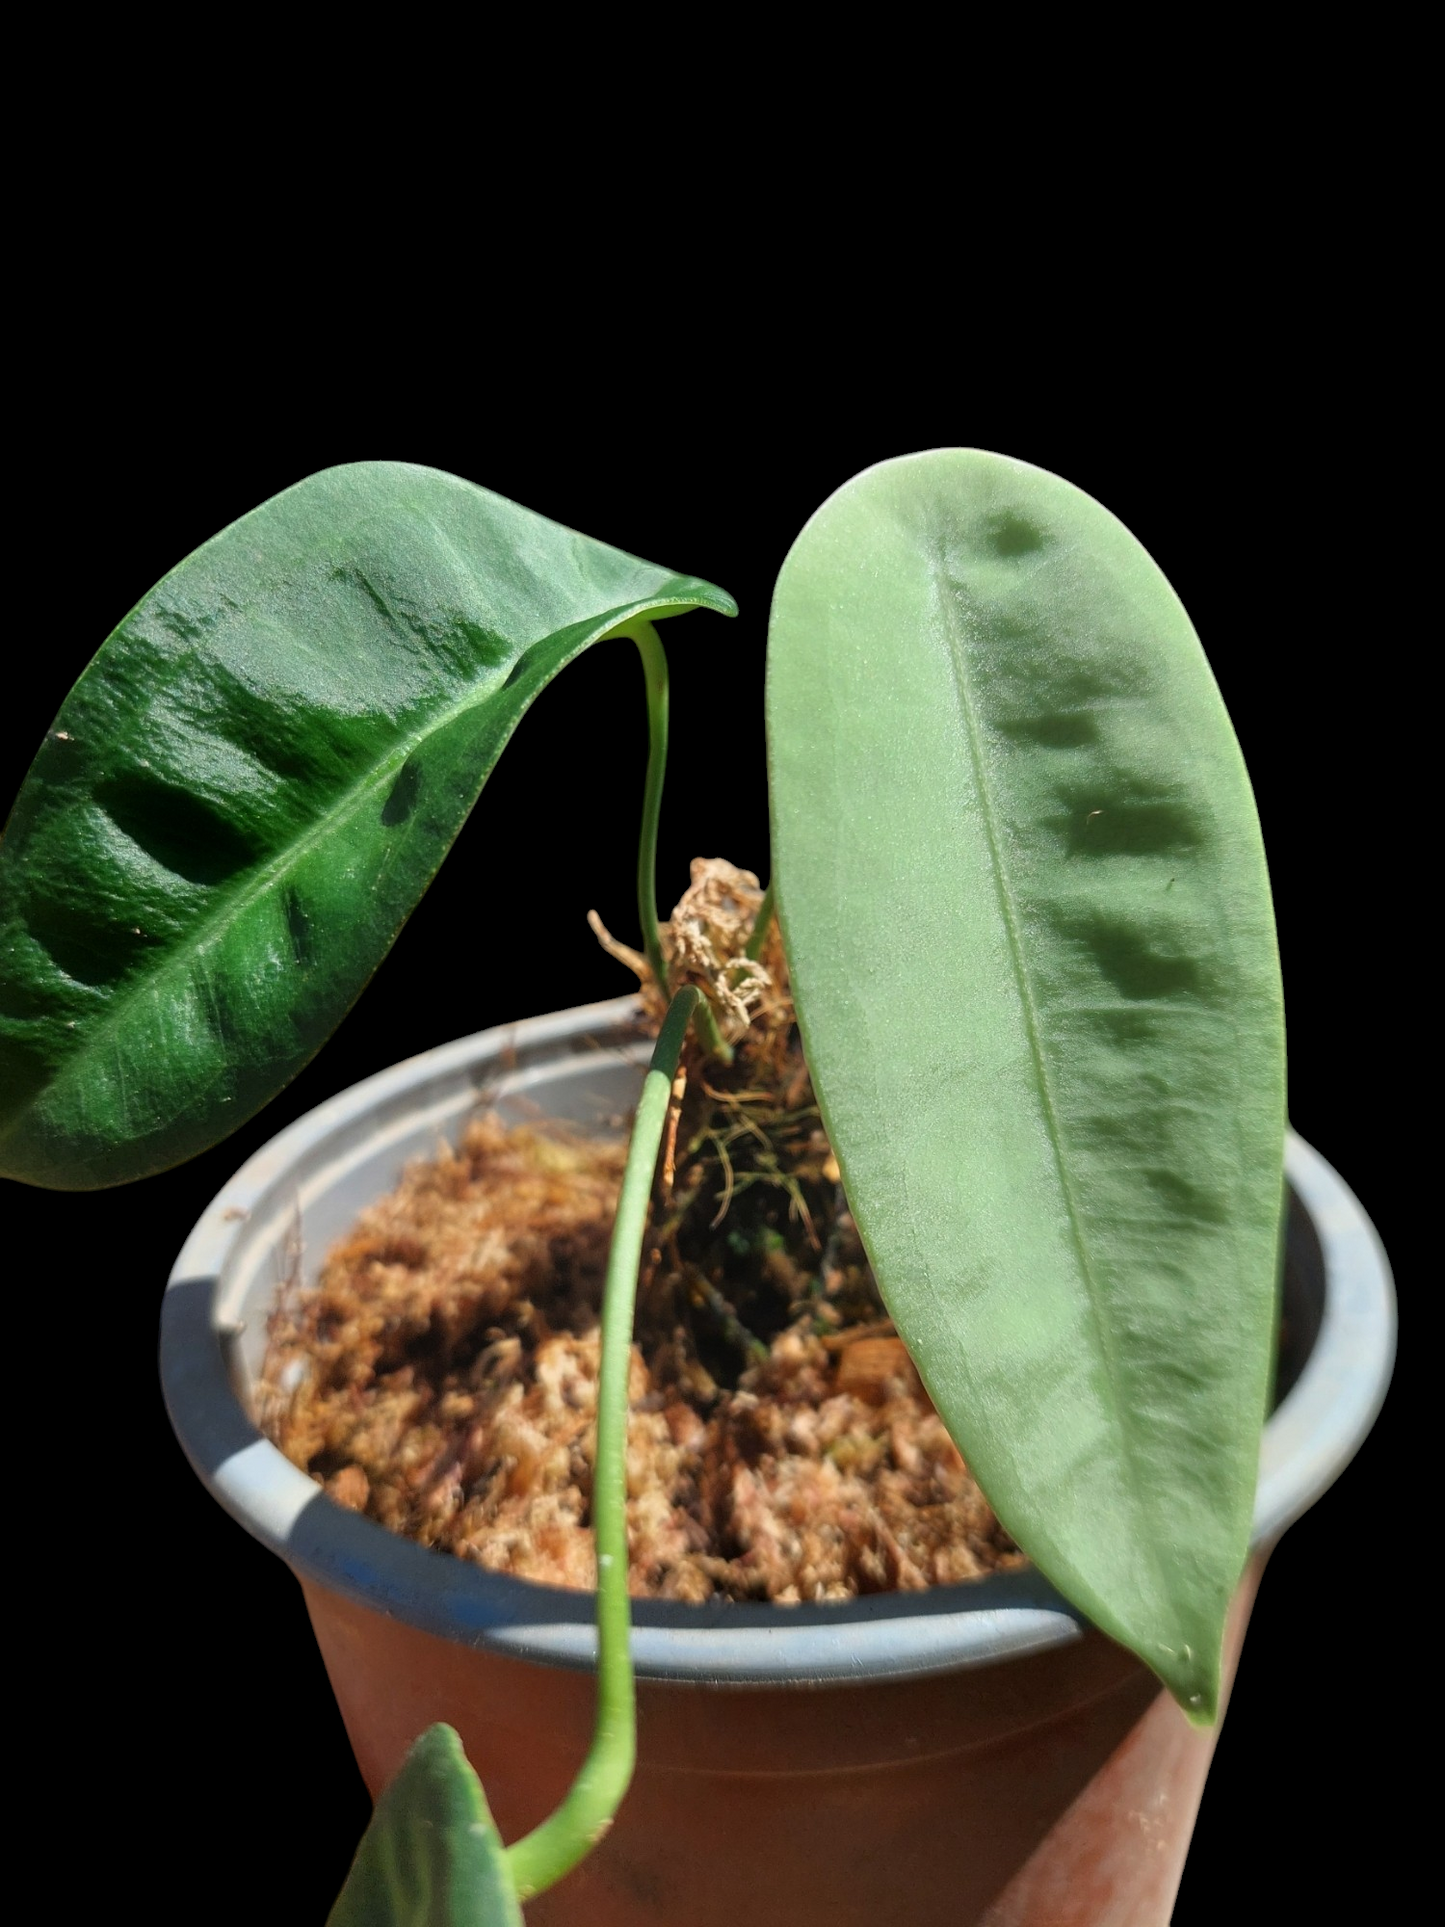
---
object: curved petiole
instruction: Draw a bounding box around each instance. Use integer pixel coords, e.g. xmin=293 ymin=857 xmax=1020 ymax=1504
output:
xmin=504 ymin=986 xmax=702 ymax=1903
xmin=619 ymin=623 xmax=732 ymax=1064
xmin=628 ymin=621 xmax=672 ymax=997
xmin=744 ymin=877 xmax=775 ymax=961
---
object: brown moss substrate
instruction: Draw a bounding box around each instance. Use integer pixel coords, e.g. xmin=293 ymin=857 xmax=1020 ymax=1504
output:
xmin=257 ymin=859 xmax=1025 ymax=1604
xmin=258 ymin=1110 xmax=1025 ymax=1604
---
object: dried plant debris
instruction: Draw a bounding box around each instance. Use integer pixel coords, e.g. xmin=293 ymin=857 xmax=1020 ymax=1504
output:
xmin=590 ymin=856 xmax=784 ymax=1044
xmin=258 ymin=862 xmax=1025 ymax=1604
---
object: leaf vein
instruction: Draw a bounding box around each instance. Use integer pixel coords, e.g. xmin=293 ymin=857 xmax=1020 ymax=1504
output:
xmin=927 ymin=536 xmax=1161 ymax=1569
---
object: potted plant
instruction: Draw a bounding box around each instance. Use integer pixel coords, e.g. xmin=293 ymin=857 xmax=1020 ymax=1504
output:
xmin=0 ymin=452 xmax=1394 ymax=1923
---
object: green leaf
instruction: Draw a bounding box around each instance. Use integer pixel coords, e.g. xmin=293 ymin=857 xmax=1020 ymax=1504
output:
xmin=767 ymin=450 xmax=1284 ymax=1717
xmin=328 ymin=1724 xmax=523 ymax=1926
xmin=0 ymin=462 xmax=734 ymax=1188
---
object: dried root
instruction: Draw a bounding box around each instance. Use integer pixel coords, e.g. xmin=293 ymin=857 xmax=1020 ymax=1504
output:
xmin=589 ymin=856 xmax=789 ymax=1045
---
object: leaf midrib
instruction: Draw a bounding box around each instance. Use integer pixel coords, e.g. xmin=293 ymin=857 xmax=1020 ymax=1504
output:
xmin=927 ymin=533 xmax=1163 ymax=1592
xmin=4 ymin=598 xmax=672 ymax=1139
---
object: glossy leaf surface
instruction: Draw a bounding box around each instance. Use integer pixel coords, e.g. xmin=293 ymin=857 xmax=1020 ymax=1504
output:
xmin=0 ymin=463 xmax=733 ymax=1187
xmin=767 ymin=450 xmax=1284 ymax=1715
xmin=328 ymin=1724 xmax=523 ymax=1926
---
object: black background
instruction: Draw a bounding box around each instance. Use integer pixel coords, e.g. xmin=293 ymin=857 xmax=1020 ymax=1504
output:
xmin=5 ymin=359 xmax=1403 ymax=1921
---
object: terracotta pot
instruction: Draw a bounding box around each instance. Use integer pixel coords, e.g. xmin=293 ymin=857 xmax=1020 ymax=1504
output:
xmin=160 ymin=997 xmax=1395 ymax=1926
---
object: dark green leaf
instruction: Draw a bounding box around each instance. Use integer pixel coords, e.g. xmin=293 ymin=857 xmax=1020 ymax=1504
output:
xmin=0 ymin=463 xmax=733 ymax=1187
xmin=767 ymin=450 xmax=1284 ymax=1716
xmin=328 ymin=1724 xmax=523 ymax=1926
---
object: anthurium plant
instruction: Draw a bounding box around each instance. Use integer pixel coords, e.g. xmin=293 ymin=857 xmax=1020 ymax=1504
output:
xmin=0 ymin=452 xmax=1283 ymax=1922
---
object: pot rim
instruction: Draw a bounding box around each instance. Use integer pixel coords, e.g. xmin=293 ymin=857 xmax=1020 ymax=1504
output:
xmin=160 ymin=996 xmax=1396 ymax=1687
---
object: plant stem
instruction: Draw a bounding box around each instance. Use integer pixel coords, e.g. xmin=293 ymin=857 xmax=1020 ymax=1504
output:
xmin=744 ymin=877 xmax=775 ymax=961
xmin=505 ymin=987 xmax=701 ymax=1904
xmin=615 ymin=622 xmax=733 ymax=1066
xmin=631 ymin=624 xmax=735 ymax=1063
xmin=630 ymin=622 xmax=671 ymax=997
xmin=692 ymin=991 xmax=734 ymax=1064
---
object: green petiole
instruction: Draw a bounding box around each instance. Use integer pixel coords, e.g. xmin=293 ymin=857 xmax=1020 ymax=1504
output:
xmin=630 ymin=622 xmax=672 ymax=998
xmin=744 ymin=878 xmax=775 ymax=962
xmin=625 ymin=623 xmax=732 ymax=1065
xmin=504 ymin=986 xmax=702 ymax=1903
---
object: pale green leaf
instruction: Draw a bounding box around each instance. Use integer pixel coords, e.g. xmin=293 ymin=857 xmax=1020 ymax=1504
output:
xmin=767 ymin=449 xmax=1284 ymax=1716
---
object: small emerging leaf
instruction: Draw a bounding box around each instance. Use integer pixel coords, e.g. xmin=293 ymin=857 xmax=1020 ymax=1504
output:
xmin=328 ymin=1723 xmax=523 ymax=1926
xmin=767 ymin=450 xmax=1285 ymax=1716
xmin=0 ymin=463 xmax=733 ymax=1187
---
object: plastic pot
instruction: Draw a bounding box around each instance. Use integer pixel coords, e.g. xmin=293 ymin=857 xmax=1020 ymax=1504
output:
xmin=160 ymin=996 xmax=1395 ymax=1926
